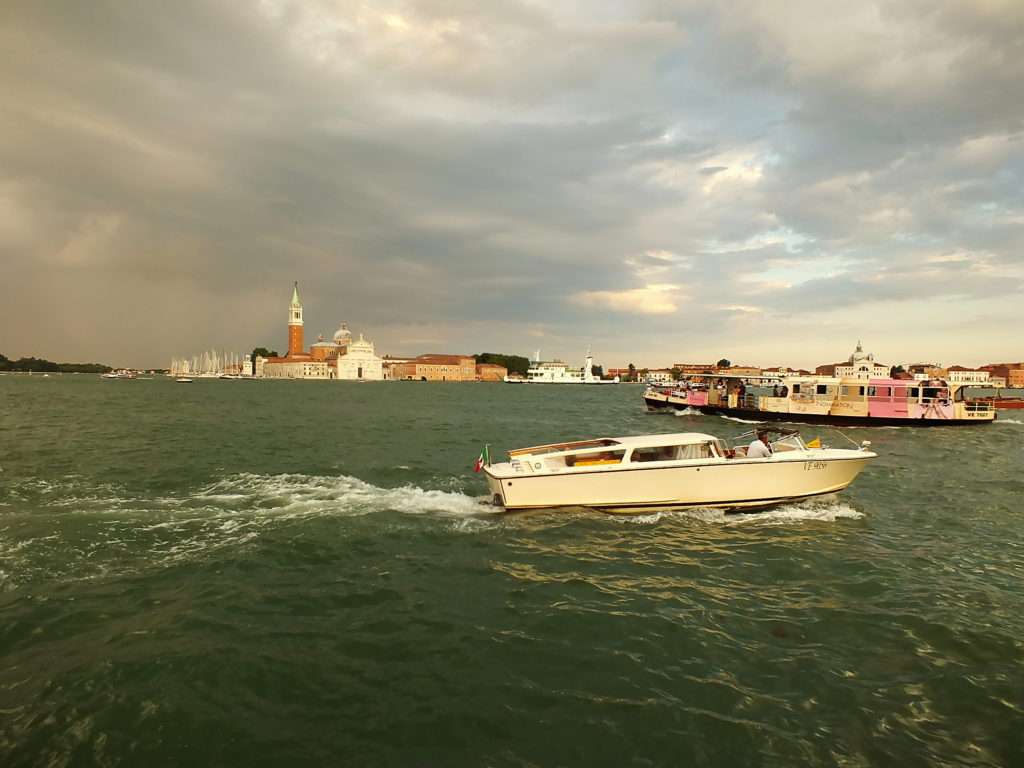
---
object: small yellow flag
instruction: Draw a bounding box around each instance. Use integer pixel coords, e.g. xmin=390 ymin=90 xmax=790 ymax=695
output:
xmin=806 ymin=437 xmax=821 ymax=448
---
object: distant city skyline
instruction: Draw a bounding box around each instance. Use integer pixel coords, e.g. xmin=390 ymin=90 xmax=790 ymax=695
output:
xmin=2 ymin=2 xmax=1022 ymax=369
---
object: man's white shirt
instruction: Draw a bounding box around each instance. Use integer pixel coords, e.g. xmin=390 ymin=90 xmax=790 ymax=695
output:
xmin=747 ymin=440 xmax=772 ymax=458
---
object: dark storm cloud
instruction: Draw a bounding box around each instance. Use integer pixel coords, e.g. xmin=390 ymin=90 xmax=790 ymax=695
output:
xmin=1 ymin=1 xmax=1022 ymax=367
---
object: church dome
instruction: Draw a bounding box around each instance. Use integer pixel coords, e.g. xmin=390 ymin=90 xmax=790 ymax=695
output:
xmin=333 ymin=323 xmax=352 ymax=344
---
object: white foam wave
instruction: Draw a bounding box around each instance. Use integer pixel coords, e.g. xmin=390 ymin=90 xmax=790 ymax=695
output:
xmin=0 ymin=473 xmax=500 ymax=589
xmin=717 ymin=414 xmax=763 ymax=424
xmin=672 ymin=407 xmax=703 ymax=416
xmin=190 ymin=472 xmax=494 ymax=519
xmin=619 ymin=497 xmax=863 ymax=526
xmin=995 ymin=418 xmax=1023 ymax=425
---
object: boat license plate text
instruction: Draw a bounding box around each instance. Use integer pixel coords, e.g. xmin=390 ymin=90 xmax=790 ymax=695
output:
xmin=804 ymin=461 xmax=827 ymax=471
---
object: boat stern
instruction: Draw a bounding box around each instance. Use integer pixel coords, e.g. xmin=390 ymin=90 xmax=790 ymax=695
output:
xmin=482 ymin=465 xmax=510 ymax=507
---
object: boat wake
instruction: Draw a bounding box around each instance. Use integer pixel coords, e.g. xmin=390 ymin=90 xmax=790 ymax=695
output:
xmin=0 ymin=473 xmax=498 ymax=589
xmin=619 ymin=496 xmax=864 ymax=526
xmin=716 ymin=413 xmax=763 ymax=425
xmin=672 ymin=407 xmax=703 ymax=416
xmin=995 ymin=418 xmax=1023 ymax=425
xmin=183 ymin=472 xmax=494 ymax=519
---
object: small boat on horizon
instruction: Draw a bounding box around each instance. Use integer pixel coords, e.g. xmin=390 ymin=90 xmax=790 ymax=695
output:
xmin=175 ymin=377 xmax=194 ymax=383
xmin=482 ymin=428 xmax=876 ymax=512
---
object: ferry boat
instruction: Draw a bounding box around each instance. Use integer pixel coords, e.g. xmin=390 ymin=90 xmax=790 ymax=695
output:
xmin=505 ymin=351 xmax=619 ymax=384
xmin=644 ymin=375 xmax=996 ymax=426
xmin=483 ymin=428 xmax=876 ymax=512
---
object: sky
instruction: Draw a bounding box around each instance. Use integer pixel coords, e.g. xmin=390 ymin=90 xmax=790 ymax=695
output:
xmin=2 ymin=0 xmax=1022 ymax=369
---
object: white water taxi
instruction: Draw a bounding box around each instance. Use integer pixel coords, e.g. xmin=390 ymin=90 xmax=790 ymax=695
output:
xmin=483 ymin=428 xmax=876 ymax=512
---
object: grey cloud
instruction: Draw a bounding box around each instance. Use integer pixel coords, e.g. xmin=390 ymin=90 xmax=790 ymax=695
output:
xmin=1 ymin=1 xmax=1022 ymax=368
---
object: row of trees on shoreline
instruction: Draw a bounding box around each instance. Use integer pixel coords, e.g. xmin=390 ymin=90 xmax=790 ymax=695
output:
xmin=0 ymin=353 xmax=112 ymax=374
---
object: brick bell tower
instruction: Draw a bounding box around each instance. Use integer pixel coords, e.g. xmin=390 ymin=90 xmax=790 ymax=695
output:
xmin=287 ymin=281 xmax=304 ymax=357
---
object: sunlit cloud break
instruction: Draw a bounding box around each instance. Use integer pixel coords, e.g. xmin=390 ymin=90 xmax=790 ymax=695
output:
xmin=572 ymin=284 xmax=683 ymax=316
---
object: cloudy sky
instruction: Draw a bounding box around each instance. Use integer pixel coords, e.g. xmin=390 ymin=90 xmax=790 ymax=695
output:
xmin=2 ymin=1 xmax=1022 ymax=368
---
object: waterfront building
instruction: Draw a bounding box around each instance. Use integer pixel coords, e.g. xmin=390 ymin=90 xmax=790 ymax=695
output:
xmin=830 ymin=342 xmax=892 ymax=380
xmin=381 ymin=356 xmax=411 ymax=381
xmin=392 ymin=354 xmax=477 ymax=381
xmin=979 ymin=362 xmax=1024 ymax=387
xmin=761 ymin=366 xmax=810 ymax=377
xmin=644 ymin=369 xmax=674 ymax=384
xmin=476 ymin=363 xmax=508 ymax=382
xmin=720 ymin=365 xmax=762 ymax=377
xmin=672 ymin=363 xmax=717 ymax=375
xmin=257 ymin=283 xmax=383 ymax=380
xmin=337 ymin=333 xmax=383 ymax=380
xmin=907 ymin=362 xmax=945 ymax=380
xmin=945 ymin=365 xmax=991 ymax=384
xmin=257 ymin=358 xmax=333 ymax=379
xmin=287 ymin=282 xmax=305 ymax=358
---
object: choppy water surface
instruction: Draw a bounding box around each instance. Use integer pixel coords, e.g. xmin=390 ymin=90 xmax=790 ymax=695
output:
xmin=1 ymin=377 xmax=1022 ymax=766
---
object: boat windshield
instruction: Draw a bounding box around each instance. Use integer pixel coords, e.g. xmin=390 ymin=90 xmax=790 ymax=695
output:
xmin=771 ymin=433 xmax=807 ymax=451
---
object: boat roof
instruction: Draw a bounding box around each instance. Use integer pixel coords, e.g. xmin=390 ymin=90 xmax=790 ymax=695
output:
xmin=509 ymin=432 xmax=720 ymax=457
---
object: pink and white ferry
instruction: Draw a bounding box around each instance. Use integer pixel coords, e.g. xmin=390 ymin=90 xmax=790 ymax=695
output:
xmin=644 ymin=376 xmax=996 ymax=426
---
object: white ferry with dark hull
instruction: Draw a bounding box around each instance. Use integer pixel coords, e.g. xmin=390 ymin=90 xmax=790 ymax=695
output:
xmin=505 ymin=351 xmax=619 ymax=384
xmin=644 ymin=376 xmax=995 ymax=426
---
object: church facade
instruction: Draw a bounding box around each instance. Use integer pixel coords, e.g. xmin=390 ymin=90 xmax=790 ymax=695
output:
xmin=255 ymin=283 xmax=384 ymax=380
xmin=833 ymin=341 xmax=891 ymax=380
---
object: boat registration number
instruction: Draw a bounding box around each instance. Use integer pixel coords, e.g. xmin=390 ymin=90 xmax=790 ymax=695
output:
xmin=804 ymin=461 xmax=827 ymax=471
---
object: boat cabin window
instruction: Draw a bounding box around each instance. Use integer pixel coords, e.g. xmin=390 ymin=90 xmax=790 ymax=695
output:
xmin=792 ymin=384 xmax=801 ymax=394
xmin=631 ymin=446 xmax=677 ymax=462
xmin=841 ymin=385 xmax=865 ymax=397
xmin=908 ymin=387 xmax=920 ymax=399
xmin=816 ymin=384 xmax=828 ymax=395
xmin=867 ymin=386 xmax=891 ymax=398
xmin=565 ymin=450 xmax=626 ymax=467
xmin=630 ymin=442 xmax=715 ymax=462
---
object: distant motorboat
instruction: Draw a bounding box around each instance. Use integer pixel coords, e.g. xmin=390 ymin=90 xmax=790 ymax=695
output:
xmin=175 ymin=377 xmax=194 ymax=383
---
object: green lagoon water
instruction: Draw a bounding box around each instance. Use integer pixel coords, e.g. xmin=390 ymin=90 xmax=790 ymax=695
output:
xmin=1 ymin=376 xmax=1022 ymax=766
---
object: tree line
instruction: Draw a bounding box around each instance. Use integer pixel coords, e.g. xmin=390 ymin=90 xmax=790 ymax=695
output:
xmin=474 ymin=353 xmax=531 ymax=377
xmin=0 ymin=353 xmax=112 ymax=373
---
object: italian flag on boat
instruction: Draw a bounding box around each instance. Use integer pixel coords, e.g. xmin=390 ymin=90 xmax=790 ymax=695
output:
xmin=473 ymin=445 xmax=490 ymax=472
